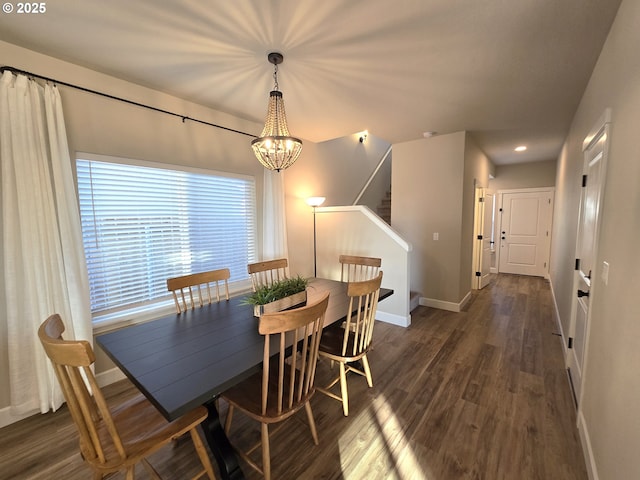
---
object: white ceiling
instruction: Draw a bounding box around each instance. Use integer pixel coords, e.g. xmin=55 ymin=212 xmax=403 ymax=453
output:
xmin=0 ymin=0 xmax=621 ymax=165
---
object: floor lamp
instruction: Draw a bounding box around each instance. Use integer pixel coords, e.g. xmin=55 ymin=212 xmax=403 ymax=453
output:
xmin=306 ymin=197 xmax=325 ymax=277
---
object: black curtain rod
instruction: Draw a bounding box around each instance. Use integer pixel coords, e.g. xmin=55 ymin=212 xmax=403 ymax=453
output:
xmin=0 ymin=65 xmax=256 ymax=138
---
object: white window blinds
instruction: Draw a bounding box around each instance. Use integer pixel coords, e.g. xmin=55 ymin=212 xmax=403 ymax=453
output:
xmin=76 ymin=156 xmax=256 ymax=317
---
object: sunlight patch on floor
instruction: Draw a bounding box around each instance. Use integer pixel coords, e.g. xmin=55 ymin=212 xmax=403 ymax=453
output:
xmin=337 ymin=393 xmax=431 ymax=479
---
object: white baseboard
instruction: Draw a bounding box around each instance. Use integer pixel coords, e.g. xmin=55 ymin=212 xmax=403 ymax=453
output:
xmin=548 ymin=278 xmax=569 ymax=360
xmin=376 ymin=310 xmax=411 ymax=327
xmin=96 ymin=367 xmax=126 ymax=388
xmin=0 ymin=406 xmax=39 ymax=429
xmin=420 ymin=291 xmax=472 ymax=313
xmin=578 ymin=409 xmax=599 ymax=480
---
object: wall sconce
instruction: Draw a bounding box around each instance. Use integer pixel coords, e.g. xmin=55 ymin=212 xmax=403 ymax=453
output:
xmin=359 ymin=130 xmax=368 ymax=143
xmin=306 ymin=197 xmax=325 ymax=277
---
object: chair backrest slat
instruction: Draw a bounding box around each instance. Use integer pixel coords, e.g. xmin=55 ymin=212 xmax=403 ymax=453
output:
xmin=38 ymin=314 xmax=127 ymax=465
xmin=339 ymin=255 xmax=381 ymax=282
xmin=258 ymin=292 xmax=329 ymax=416
xmin=248 ymin=258 xmax=289 ymax=291
xmin=167 ymin=268 xmax=230 ymax=313
xmin=342 ymin=272 xmax=383 ymax=357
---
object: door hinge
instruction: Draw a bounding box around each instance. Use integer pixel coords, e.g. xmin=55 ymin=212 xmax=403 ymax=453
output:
xmin=475 ymin=271 xmax=482 ymax=277
xmin=582 ymin=175 xmax=587 ymax=187
xmin=479 ymin=197 xmax=484 ymax=203
xmin=477 ymin=234 xmax=483 ymax=240
xmin=575 ymin=258 xmax=580 ymax=271
xmin=568 ymin=337 xmax=573 ymax=349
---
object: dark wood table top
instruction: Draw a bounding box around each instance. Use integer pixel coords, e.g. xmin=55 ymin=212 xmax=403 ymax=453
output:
xmin=96 ymin=277 xmax=393 ymax=421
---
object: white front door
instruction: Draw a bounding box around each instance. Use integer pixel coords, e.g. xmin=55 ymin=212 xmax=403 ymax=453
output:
xmin=498 ymin=189 xmax=554 ymax=277
xmin=568 ymin=112 xmax=610 ymax=403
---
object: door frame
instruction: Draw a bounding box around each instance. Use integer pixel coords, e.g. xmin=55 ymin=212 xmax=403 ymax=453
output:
xmin=472 ymin=186 xmax=494 ymax=289
xmin=495 ymin=187 xmax=555 ymax=278
xmin=567 ymin=108 xmax=611 ymax=408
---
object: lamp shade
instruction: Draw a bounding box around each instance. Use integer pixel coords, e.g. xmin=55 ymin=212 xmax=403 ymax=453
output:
xmin=306 ymin=196 xmax=326 ymax=207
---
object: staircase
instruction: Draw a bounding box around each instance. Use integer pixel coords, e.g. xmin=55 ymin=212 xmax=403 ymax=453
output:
xmin=377 ymin=190 xmax=391 ymax=224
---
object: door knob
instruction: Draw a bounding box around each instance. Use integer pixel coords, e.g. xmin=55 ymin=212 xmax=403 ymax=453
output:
xmin=577 ymin=289 xmax=590 ymax=298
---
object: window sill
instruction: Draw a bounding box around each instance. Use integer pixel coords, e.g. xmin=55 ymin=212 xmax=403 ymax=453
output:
xmin=92 ymin=282 xmax=254 ymax=335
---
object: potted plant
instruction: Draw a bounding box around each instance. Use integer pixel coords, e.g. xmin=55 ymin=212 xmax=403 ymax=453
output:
xmin=243 ymin=276 xmax=308 ymax=317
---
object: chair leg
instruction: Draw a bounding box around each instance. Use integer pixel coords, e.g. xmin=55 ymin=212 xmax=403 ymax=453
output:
xmin=339 ymin=362 xmax=349 ymax=416
xmin=190 ymin=428 xmax=217 ymax=479
xmin=224 ymin=405 xmax=234 ymax=433
xmin=361 ymin=354 xmax=373 ymax=388
xmin=261 ymin=423 xmax=271 ymax=480
xmin=304 ymin=401 xmax=319 ymax=445
xmin=125 ymin=467 xmax=135 ymax=480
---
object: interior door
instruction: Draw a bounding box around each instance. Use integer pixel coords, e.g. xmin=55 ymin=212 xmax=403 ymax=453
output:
xmin=498 ymin=189 xmax=553 ymax=277
xmin=568 ymin=119 xmax=609 ymax=403
xmin=481 ymin=192 xmax=495 ymax=288
xmin=473 ymin=188 xmax=494 ymax=289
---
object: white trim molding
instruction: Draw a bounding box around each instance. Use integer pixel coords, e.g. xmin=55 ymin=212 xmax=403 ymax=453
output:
xmin=420 ymin=291 xmax=472 ymax=313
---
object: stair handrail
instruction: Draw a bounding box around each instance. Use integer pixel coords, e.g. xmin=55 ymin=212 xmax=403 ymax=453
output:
xmin=353 ymin=145 xmax=392 ymax=206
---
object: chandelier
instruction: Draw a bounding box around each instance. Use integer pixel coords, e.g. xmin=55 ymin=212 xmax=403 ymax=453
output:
xmin=251 ymin=52 xmax=303 ymax=172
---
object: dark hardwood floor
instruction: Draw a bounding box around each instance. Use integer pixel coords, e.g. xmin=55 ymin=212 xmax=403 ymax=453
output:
xmin=0 ymin=274 xmax=587 ymax=479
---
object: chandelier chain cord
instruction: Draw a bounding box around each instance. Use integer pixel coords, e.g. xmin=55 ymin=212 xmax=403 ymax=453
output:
xmin=273 ymin=64 xmax=279 ymax=91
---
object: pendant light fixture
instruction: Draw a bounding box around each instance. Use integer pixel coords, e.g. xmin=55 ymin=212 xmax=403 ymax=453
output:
xmin=251 ymin=52 xmax=302 ymax=172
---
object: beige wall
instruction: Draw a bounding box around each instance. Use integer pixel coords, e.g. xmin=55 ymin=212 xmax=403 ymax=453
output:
xmin=284 ymin=133 xmax=392 ymax=278
xmin=393 ymin=131 xmax=493 ymax=306
xmin=489 ymin=159 xmax=557 ymax=191
xmin=549 ymin=0 xmax=640 ymax=478
xmin=392 ymin=132 xmax=465 ymax=304
xmin=462 ymin=135 xmax=494 ymax=296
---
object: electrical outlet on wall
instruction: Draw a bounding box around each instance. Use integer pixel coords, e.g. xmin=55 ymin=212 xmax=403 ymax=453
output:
xmin=433 ymin=232 xmax=439 ymax=241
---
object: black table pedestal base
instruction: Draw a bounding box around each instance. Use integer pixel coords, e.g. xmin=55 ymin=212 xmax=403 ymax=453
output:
xmin=202 ymin=400 xmax=245 ymax=480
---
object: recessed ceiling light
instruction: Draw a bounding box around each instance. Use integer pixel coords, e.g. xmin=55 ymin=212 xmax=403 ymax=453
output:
xmin=515 ymin=145 xmax=527 ymax=152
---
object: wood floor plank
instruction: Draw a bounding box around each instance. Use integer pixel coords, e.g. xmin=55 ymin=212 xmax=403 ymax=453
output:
xmin=0 ymin=274 xmax=588 ymax=480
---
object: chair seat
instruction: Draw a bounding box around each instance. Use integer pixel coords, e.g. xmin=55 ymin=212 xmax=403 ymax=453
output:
xmin=88 ymin=394 xmax=209 ymax=472
xmin=319 ymin=327 xmax=368 ymax=363
xmin=222 ymin=363 xmax=314 ymax=425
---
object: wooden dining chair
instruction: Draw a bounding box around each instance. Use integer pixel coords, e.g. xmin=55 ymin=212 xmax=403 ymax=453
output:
xmin=317 ymin=272 xmax=383 ymax=416
xmin=339 ymin=254 xmax=381 ymax=282
xmin=247 ymin=258 xmax=289 ymax=292
xmin=221 ymin=292 xmax=330 ymax=480
xmin=38 ymin=314 xmax=216 ymax=480
xmin=167 ymin=268 xmax=230 ymax=314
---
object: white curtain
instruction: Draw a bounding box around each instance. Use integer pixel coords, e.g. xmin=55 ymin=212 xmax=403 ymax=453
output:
xmin=262 ymin=169 xmax=289 ymax=260
xmin=0 ymin=72 xmax=92 ymax=415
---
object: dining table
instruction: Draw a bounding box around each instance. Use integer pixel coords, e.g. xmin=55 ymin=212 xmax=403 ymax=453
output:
xmin=96 ymin=277 xmax=393 ymax=480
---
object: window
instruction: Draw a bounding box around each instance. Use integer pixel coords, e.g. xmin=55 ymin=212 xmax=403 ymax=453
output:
xmin=76 ymin=154 xmax=256 ymax=322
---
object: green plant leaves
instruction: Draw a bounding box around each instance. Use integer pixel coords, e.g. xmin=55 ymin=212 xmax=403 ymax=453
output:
xmin=243 ymin=275 xmax=308 ymax=305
